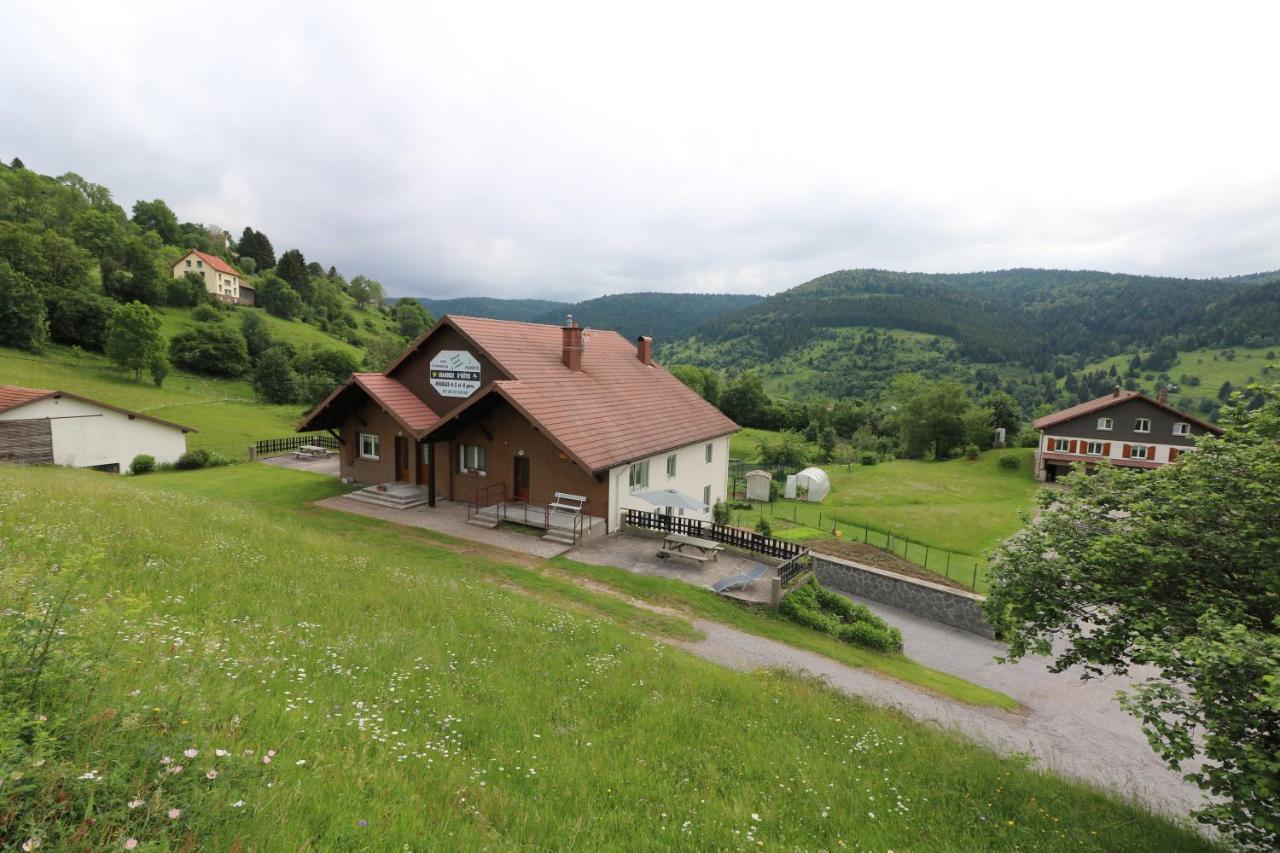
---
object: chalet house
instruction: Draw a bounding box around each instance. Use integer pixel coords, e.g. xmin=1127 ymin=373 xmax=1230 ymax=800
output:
xmin=1033 ymin=387 xmax=1222 ymax=482
xmin=298 ymin=315 xmax=739 ymax=536
xmin=0 ymin=385 xmax=194 ymax=473
xmin=171 ymin=250 xmax=254 ymax=306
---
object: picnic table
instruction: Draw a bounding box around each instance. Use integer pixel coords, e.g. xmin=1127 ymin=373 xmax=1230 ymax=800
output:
xmin=294 ymin=444 xmax=332 ymax=460
xmin=657 ymin=532 xmax=724 ymax=565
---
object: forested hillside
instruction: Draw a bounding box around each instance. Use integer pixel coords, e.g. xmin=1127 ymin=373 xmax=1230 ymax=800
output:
xmin=414 ymin=296 xmax=568 ymax=322
xmin=534 ymin=292 xmax=763 ymax=343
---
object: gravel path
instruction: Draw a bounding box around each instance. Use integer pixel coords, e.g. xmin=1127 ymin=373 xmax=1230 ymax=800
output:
xmin=674 ymin=601 xmax=1204 ymax=820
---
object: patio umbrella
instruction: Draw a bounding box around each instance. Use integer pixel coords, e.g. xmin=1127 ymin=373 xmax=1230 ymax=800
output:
xmin=629 ymin=488 xmax=706 ymax=511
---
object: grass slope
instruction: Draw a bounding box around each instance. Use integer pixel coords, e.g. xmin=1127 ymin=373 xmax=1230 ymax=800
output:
xmin=1 ymin=465 xmax=1211 ymax=850
xmin=0 ymin=344 xmax=304 ymax=459
xmin=1070 ymin=344 xmax=1277 ymax=416
xmin=157 ymin=306 xmax=366 ymax=360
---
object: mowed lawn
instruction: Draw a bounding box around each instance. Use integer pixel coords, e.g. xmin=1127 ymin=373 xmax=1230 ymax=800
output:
xmin=0 ymin=465 xmax=1213 ymax=851
xmin=0 ymin=345 xmax=307 ymax=458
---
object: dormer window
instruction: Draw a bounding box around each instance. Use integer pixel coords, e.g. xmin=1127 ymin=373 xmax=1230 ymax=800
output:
xmin=1134 ymin=418 xmax=1151 ymax=433
xmin=1097 ymin=417 xmax=1113 ymax=431
xmin=1172 ymin=422 xmax=1190 ymax=436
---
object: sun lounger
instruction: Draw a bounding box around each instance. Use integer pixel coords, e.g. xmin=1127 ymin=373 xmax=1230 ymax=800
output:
xmin=712 ymin=564 xmax=770 ymax=594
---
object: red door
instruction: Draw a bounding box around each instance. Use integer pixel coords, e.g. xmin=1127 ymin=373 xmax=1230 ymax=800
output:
xmin=513 ymin=455 xmax=530 ymax=502
xmin=394 ymin=436 xmax=411 ymax=482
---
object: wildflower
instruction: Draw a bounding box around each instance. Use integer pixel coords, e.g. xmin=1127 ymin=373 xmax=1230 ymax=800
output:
xmin=31 ymin=759 xmax=44 ymax=767
xmin=160 ymin=756 xmax=172 ymax=765
xmin=215 ymin=749 xmax=229 ymax=757
xmin=167 ymin=764 xmax=183 ymax=774
xmin=128 ymin=799 xmax=144 ymax=809
xmin=231 ymin=800 xmax=246 ymax=808
xmin=184 ymin=748 xmax=199 ymax=759
xmin=295 ymin=759 xmax=306 ymax=766
xmin=751 ymin=813 xmax=761 ymax=822
xmin=206 ymin=769 xmax=219 ymax=780
xmin=267 ymin=749 xmax=276 ymax=758
xmin=168 ymin=808 xmax=182 ymax=819
xmin=22 ymin=838 xmax=41 ymax=851
xmin=358 ymin=820 xmax=367 ymax=828
xmin=262 ymin=755 xmax=271 ymax=764
xmin=124 ymin=840 xmax=138 ymax=850
xmin=78 ymin=771 xmax=99 ymax=781
xmin=34 ymin=715 xmax=46 ymax=722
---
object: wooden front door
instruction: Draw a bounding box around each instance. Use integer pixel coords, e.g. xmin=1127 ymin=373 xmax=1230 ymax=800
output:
xmin=418 ymin=441 xmax=431 ymax=486
xmin=513 ymin=455 xmax=530 ymax=502
xmin=394 ymin=436 xmax=411 ymax=482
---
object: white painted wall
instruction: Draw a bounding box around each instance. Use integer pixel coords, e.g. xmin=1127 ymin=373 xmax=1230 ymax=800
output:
xmin=606 ymin=433 xmax=732 ymax=531
xmin=1040 ymin=433 xmax=1195 ymax=464
xmin=0 ymin=397 xmax=188 ymax=471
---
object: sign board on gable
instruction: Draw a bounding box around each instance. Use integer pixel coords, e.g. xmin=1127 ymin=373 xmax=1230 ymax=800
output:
xmin=429 ymin=350 xmax=482 ymax=398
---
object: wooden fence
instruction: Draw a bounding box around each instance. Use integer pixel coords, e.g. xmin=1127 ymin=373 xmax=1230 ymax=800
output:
xmin=253 ymin=434 xmax=340 ymax=457
xmin=624 ymin=509 xmax=808 ymax=562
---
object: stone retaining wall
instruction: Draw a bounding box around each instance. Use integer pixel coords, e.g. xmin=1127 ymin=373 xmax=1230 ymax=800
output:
xmin=811 ymin=552 xmax=994 ymax=638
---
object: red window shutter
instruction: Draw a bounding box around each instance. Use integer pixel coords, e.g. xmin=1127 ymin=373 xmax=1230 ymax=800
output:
xmin=1123 ymin=443 xmax=1131 ymax=458
xmin=1103 ymin=442 xmax=1111 ymax=455
xmin=1169 ymin=448 xmax=1178 ymax=462
xmin=1068 ymin=439 xmax=1077 ymax=454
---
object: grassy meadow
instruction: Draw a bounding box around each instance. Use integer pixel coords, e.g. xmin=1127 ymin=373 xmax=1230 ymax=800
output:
xmin=1071 ymin=344 xmax=1277 ymax=414
xmin=156 ymin=306 xmax=368 ymax=361
xmin=0 ymin=344 xmax=307 ymax=459
xmin=0 ymin=464 xmax=1214 ymax=851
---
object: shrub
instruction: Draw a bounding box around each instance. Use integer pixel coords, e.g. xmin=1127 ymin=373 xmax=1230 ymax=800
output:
xmin=836 ymin=621 xmax=903 ymax=652
xmin=964 ymin=443 xmax=981 ymax=461
xmin=859 ymin=451 xmax=877 ymax=466
xmin=173 ymin=448 xmax=231 ymax=470
xmin=780 ymin=578 xmax=904 ymax=652
xmin=169 ymin=324 xmax=250 ymax=377
xmin=998 ymin=453 xmax=1021 ymax=470
xmin=191 ymin=302 xmax=221 ymax=322
xmin=128 ymin=454 xmax=155 ymax=475
xmin=754 ymin=517 xmax=772 ymax=538
xmin=712 ymin=498 xmax=730 ymax=526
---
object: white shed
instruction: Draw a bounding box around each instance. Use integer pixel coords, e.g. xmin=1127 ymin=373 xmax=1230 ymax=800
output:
xmin=744 ymin=469 xmax=772 ymax=501
xmin=793 ymin=467 xmax=831 ymax=502
xmin=0 ymin=386 xmax=194 ymax=473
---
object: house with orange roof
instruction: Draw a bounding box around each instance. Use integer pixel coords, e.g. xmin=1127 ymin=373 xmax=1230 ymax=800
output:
xmin=171 ymin=249 xmax=254 ymax=305
xmin=0 ymin=385 xmax=195 ymax=472
xmin=298 ymin=314 xmax=739 ymax=541
xmin=1032 ymin=386 xmax=1222 ymax=482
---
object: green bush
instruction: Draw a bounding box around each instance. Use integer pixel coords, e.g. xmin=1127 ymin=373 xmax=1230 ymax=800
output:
xmin=779 ymin=578 xmax=903 ymax=652
xmin=173 ymin=448 xmax=231 ymax=470
xmin=998 ymin=453 xmax=1021 ymax=470
xmin=129 ymin=454 xmax=155 ymax=475
xmin=712 ymin=499 xmax=730 ymax=526
xmin=964 ymin=443 xmax=981 ymax=461
xmin=191 ymin=302 xmax=221 ymax=323
xmin=859 ymin=452 xmax=877 ymax=465
xmin=836 ymin=621 xmax=903 ymax=652
xmin=754 ymin=517 xmax=772 ymax=538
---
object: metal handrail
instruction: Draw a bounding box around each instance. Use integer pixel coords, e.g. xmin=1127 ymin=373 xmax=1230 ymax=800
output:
xmin=466 ymin=481 xmax=508 ymax=522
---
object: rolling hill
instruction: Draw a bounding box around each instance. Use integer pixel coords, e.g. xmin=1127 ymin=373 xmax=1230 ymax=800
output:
xmin=413 ymin=296 xmax=570 ymax=323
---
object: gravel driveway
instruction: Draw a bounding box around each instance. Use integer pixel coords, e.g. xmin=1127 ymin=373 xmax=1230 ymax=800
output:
xmin=674 ymin=593 xmax=1205 ymax=820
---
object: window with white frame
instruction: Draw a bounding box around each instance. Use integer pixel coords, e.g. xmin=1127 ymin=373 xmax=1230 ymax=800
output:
xmin=185 ymin=259 xmax=192 ymax=268
xmin=1097 ymin=417 xmax=1113 ymax=431
xmin=705 ymin=443 xmax=713 ymax=463
xmin=1053 ymin=438 xmax=1071 ymax=452
xmin=1134 ymin=418 xmax=1151 ymax=433
xmin=703 ymin=484 xmax=711 ymax=510
xmin=666 ymin=454 xmax=677 ymax=478
xmin=1086 ymin=441 xmax=1105 ymax=456
xmin=196 ymin=259 xmax=203 ymax=268
xmin=458 ymin=444 xmax=486 ymax=474
xmin=629 ymin=460 xmax=649 ymax=491
xmin=1172 ymin=422 xmax=1190 ymax=436
xmin=1130 ymin=445 xmax=1151 ymax=460
xmin=359 ymin=432 xmax=380 ymax=460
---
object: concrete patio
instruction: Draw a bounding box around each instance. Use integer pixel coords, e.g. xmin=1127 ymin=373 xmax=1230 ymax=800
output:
xmin=260 ymin=453 xmax=340 ymax=477
xmin=570 ymin=530 xmax=779 ymax=604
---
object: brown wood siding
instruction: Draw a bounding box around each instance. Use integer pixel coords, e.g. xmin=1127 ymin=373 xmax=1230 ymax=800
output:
xmin=388 ymin=326 xmax=508 ymax=419
xmin=0 ymin=418 xmax=53 ymax=465
xmin=443 ymin=402 xmax=607 ymax=509
xmin=1042 ymin=397 xmax=1209 ymax=446
xmin=339 ymin=399 xmax=399 ymax=484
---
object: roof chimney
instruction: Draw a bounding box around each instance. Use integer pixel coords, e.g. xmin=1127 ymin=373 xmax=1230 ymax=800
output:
xmin=1113 ymin=384 xmax=1121 ymax=398
xmin=636 ymin=335 xmax=653 ymax=365
xmin=1158 ymin=384 xmax=1168 ymax=404
xmin=561 ymin=314 xmax=583 ymax=371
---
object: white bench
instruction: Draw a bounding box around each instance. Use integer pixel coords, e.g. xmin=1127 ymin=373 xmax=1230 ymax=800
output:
xmin=548 ymin=491 xmax=587 ymax=515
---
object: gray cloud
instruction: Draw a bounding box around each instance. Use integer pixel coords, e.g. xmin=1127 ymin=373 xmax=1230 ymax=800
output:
xmin=4 ymin=1 xmax=1278 ymax=300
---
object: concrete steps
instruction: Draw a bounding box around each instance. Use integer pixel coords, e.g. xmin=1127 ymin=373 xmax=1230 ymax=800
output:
xmin=346 ymin=485 xmax=430 ymax=510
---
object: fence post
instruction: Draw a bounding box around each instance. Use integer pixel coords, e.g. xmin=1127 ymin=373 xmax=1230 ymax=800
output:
xmin=864 ymin=526 xmax=869 ymax=543
xmin=971 ymin=563 xmax=979 ymax=590
xmin=923 ymin=545 xmax=929 ymax=568
xmin=945 ymin=552 xmax=951 ymax=576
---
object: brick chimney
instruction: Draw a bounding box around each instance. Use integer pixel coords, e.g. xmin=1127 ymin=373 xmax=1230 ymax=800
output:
xmin=636 ymin=335 xmax=653 ymax=365
xmin=561 ymin=315 xmax=583 ymax=371
xmin=1113 ymin=384 xmax=1121 ymax=398
xmin=1158 ymin=384 xmax=1168 ymax=404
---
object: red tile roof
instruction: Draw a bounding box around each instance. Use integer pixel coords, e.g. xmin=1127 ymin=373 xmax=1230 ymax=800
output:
xmin=0 ymin=385 xmax=54 ymax=414
xmin=353 ymin=374 xmax=440 ymax=434
xmin=179 ymin=250 xmax=240 ymax=277
xmin=0 ymin=385 xmax=195 ymax=431
xmin=1033 ymin=390 xmax=1222 ymax=434
xmin=433 ymin=316 xmax=739 ymax=471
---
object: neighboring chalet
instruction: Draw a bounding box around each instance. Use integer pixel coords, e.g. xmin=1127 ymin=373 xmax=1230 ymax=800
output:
xmin=171 ymin=250 xmax=255 ymax=306
xmin=1033 ymin=386 xmax=1222 ymax=482
xmin=298 ymin=315 xmax=739 ymax=537
xmin=0 ymin=385 xmax=194 ymax=473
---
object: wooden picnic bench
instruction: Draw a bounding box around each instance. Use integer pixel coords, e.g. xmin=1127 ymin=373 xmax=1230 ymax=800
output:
xmin=657 ymin=532 xmax=724 ymax=565
xmin=294 ymin=444 xmax=332 ymax=460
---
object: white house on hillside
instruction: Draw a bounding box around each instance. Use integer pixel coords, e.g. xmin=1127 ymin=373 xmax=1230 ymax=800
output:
xmin=171 ymin=249 xmax=254 ymax=305
xmin=0 ymin=385 xmax=195 ymax=473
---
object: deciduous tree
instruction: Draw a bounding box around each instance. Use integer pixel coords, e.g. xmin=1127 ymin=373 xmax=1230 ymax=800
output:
xmin=0 ymin=259 xmax=47 ymax=350
xmin=104 ymin=301 xmax=163 ymax=380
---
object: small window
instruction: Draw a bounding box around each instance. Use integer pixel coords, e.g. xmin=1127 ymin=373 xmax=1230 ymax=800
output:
xmin=359 ymin=433 xmax=380 ymax=460
xmin=666 ymin=454 xmax=677 ymax=478
xmin=705 ymin=443 xmax=713 ymax=463
xmin=1172 ymin=422 xmax=1189 ymax=436
xmin=629 ymin=460 xmax=649 ymax=491
xmin=196 ymin=259 xmax=203 ymax=268
xmin=459 ymin=444 xmax=486 ymax=474
xmin=1097 ymin=417 xmax=1113 ymax=431
xmin=1134 ymin=418 xmax=1151 ymax=433
xmin=185 ymin=259 xmax=191 ymax=267
xmin=703 ymin=484 xmax=711 ymax=510
xmin=1053 ymin=438 xmax=1071 ymax=452
xmin=1130 ymin=445 xmax=1151 ymax=460
xmin=1086 ymin=441 xmax=1105 ymax=456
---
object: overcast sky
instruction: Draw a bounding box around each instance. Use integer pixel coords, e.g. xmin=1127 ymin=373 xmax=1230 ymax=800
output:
xmin=4 ymin=1 xmax=1279 ymax=300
